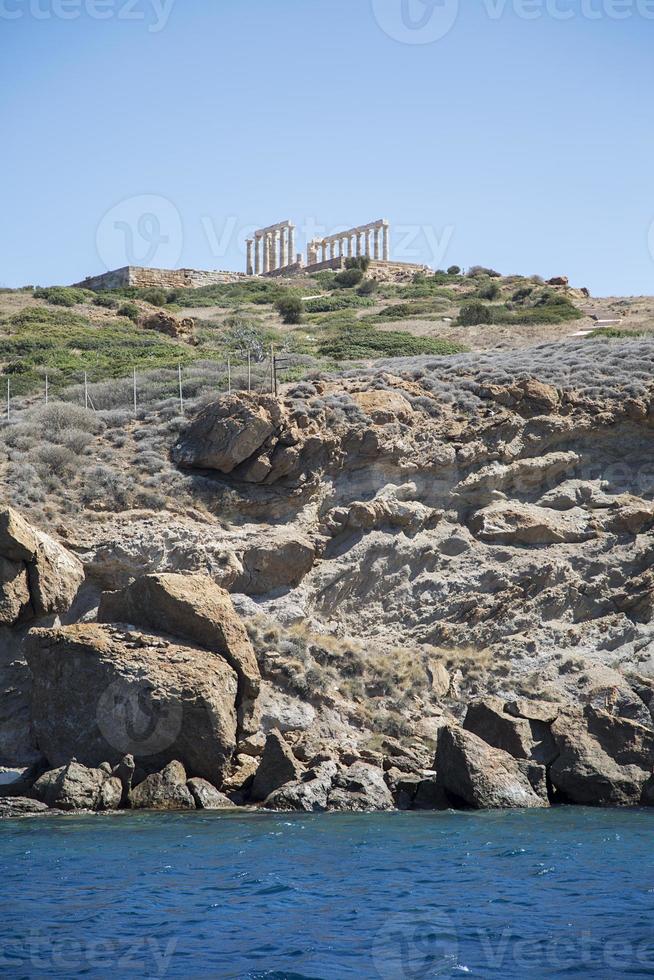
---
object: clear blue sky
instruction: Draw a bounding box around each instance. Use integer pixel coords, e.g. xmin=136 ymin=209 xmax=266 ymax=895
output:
xmin=1 ymin=0 xmax=653 ymax=295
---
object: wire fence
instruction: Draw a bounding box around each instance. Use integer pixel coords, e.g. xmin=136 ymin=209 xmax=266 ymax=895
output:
xmin=0 ymin=347 xmax=302 ymax=427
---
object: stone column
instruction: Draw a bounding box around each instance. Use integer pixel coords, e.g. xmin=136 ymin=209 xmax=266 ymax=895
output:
xmin=262 ymin=234 xmax=269 ymax=274
xmin=271 ymin=231 xmax=279 ymax=271
xmin=321 ymin=242 xmax=328 ymax=263
xmin=356 ymin=231 xmax=363 ymax=257
xmin=382 ymin=223 xmax=390 ymax=261
xmin=329 ymin=241 xmax=336 ymax=260
xmin=254 ymin=235 xmax=261 ymax=275
xmin=347 ymin=235 xmax=353 ymax=257
xmin=365 ymin=230 xmax=372 ymax=257
xmin=246 ymin=239 xmax=254 ymax=276
xmin=279 ymin=228 xmax=287 ymax=269
xmin=373 ymin=226 xmax=380 ymax=260
xmin=288 ymin=225 xmax=295 ymax=266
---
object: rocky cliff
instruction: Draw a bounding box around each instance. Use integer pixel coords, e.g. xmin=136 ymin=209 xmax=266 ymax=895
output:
xmin=3 ymin=338 xmax=654 ymax=813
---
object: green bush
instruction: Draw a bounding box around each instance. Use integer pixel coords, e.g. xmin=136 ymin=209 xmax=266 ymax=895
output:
xmin=458 ymin=302 xmax=494 ymax=326
xmin=447 ymin=265 xmax=461 ymax=276
xmin=319 ymin=323 xmax=466 ymax=360
xmin=334 ymin=268 xmax=364 ymax=288
xmin=34 ymin=286 xmax=90 ymax=307
xmin=0 ymin=310 xmax=195 ymax=395
xmin=93 ymin=294 xmax=120 ymax=309
xmin=140 ymin=288 xmax=168 ymax=307
xmin=511 ymin=286 xmax=534 ymax=303
xmin=477 ymin=281 xmax=501 ymax=301
xmin=305 ymin=294 xmax=373 ymax=313
xmin=458 ymin=297 xmax=582 ymax=327
xmin=118 ymin=302 xmax=140 ymax=323
xmin=275 ymin=294 xmax=304 ymax=324
xmin=357 ymin=279 xmax=377 ymax=296
xmin=467 ymin=266 xmax=501 ymax=279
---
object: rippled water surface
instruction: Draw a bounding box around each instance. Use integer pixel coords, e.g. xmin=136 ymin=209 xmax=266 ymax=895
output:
xmin=1 ymin=808 xmax=653 ymax=978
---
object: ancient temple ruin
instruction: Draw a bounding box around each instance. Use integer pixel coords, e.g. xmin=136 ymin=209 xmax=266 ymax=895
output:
xmin=74 ymin=216 xmax=428 ymax=292
xmin=306 ymin=219 xmax=390 ymax=266
xmin=246 ymin=220 xmax=299 ymax=276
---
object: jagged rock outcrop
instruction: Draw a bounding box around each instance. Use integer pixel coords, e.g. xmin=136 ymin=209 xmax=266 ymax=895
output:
xmin=328 ymin=762 xmax=394 ymax=812
xmin=187 ymin=777 xmax=233 ymax=809
xmin=0 ymin=507 xmax=84 ymax=625
xmin=139 ymin=309 xmax=196 ymax=344
xmin=463 ymin=697 xmax=558 ymax=765
xmin=549 ymin=708 xmax=651 ymax=805
xmin=250 ymin=730 xmax=303 ymax=801
xmin=32 ymin=760 xmax=122 ymax=811
xmin=469 ymin=501 xmax=594 ymax=546
xmin=25 ymin=624 xmax=238 ymax=782
xmin=172 ymin=394 xmax=285 ymax=473
xmin=263 ymin=759 xmax=338 ymax=812
xmin=263 ymin=757 xmax=395 ymax=812
xmin=0 ymin=797 xmax=50 ymax=817
xmin=130 ymin=760 xmax=195 ymax=810
xmin=435 ymin=725 xmax=548 ymax=808
xmin=98 ymin=572 xmax=260 ymax=735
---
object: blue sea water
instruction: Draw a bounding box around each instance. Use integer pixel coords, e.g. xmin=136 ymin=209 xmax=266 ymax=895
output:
xmin=0 ymin=807 xmax=653 ymax=979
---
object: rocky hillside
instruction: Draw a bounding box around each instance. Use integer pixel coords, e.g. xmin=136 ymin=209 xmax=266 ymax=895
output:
xmin=2 ymin=323 xmax=654 ymax=814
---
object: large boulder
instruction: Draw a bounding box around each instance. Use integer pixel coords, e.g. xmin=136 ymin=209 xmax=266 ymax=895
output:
xmin=0 ymin=628 xmax=41 ymax=767
xmin=469 ymin=501 xmax=593 ymax=546
xmin=264 ymin=760 xmax=338 ymax=812
xmin=25 ymin=623 xmax=238 ymax=783
xmin=463 ymin=697 xmax=558 ymax=765
xmin=329 ymin=762 xmax=394 ymax=812
xmin=0 ymin=507 xmax=84 ymax=625
xmin=235 ymin=534 xmax=315 ymax=595
xmin=130 ymin=761 xmax=195 ymax=810
xmin=0 ymin=797 xmax=50 ymax=817
xmin=32 ymin=760 xmax=121 ymax=811
xmin=263 ymin=759 xmax=394 ymax=813
xmin=0 ymin=558 xmax=31 ymax=624
xmin=435 ymin=726 xmax=548 ymax=809
xmin=549 ymin=708 xmax=650 ymax=805
xmin=172 ymin=394 xmax=283 ymax=473
xmin=187 ymin=777 xmax=233 ymax=809
xmin=250 ymin=730 xmax=303 ymax=801
xmin=139 ymin=310 xmax=196 ymax=344
xmin=98 ymin=573 xmax=260 ymax=736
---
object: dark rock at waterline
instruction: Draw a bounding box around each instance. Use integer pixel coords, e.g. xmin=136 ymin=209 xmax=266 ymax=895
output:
xmin=187 ymin=777 xmax=233 ymax=809
xmin=25 ymin=623 xmax=238 ymax=784
xmin=549 ymin=709 xmax=649 ymax=806
xmin=32 ymin=760 xmax=122 ymax=811
xmin=0 ymin=796 xmax=50 ymax=817
xmin=435 ymin=725 xmax=548 ymax=809
xmin=129 ymin=761 xmax=196 ymax=811
xmin=250 ymin=730 xmax=303 ymax=802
